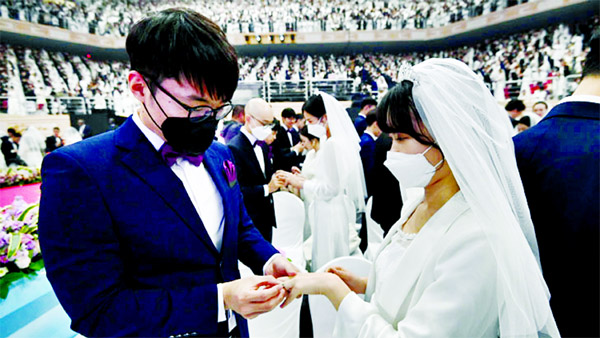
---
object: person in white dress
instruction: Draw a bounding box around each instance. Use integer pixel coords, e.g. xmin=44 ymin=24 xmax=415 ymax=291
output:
xmin=18 ymin=126 xmax=45 ymax=168
xmin=279 ymin=59 xmax=559 ymax=338
xmin=277 ymin=92 xmax=367 ymax=272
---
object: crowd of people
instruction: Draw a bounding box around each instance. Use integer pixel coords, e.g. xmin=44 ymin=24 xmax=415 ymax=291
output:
xmin=240 ymin=18 xmax=596 ymax=101
xmin=0 ymin=0 xmax=530 ymax=36
xmin=1 ymin=16 xmax=594 ymax=116
xmin=0 ymin=7 xmax=595 ymax=338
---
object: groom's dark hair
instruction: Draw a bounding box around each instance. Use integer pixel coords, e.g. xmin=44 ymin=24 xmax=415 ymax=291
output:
xmin=126 ymin=8 xmax=239 ymax=101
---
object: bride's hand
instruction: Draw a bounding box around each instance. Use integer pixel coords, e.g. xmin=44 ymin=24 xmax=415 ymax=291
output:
xmin=327 ymin=266 xmax=368 ymax=294
xmin=280 ymin=273 xmax=351 ymax=310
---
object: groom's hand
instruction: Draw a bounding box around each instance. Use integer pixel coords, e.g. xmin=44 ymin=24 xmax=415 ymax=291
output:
xmin=223 ymin=276 xmax=285 ymax=319
xmin=265 ymin=255 xmax=300 ymax=278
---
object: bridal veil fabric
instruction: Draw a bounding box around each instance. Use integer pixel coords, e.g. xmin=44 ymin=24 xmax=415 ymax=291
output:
xmin=409 ymin=58 xmax=558 ymax=336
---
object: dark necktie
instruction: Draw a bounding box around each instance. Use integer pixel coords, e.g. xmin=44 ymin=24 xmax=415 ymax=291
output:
xmin=253 ymin=140 xmax=266 ymax=148
xmin=253 ymin=140 xmax=273 ymax=162
xmin=159 ymin=143 xmax=203 ymax=167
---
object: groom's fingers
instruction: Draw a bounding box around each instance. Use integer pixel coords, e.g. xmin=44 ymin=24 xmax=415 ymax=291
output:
xmin=242 ymin=288 xmax=287 ymax=318
xmin=250 ymin=283 xmax=284 ymax=303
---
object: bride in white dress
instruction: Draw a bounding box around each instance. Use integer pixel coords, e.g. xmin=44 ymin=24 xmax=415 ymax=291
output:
xmin=278 ymin=92 xmax=367 ymax=272
xmin=279 ymin=59 xmax=559 ymax=337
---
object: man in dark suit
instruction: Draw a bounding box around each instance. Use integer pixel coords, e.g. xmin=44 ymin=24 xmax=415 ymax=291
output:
xmin=272 ymin=107 xmax=304 ymax=171
xmin=38 ymin=9 xmax=297 ymax=338
xmin=359 ymin=111 xmax=381 ymax=197
xmin=1 ymin=128 xmax=26 ymax=166
xmin=77 ymin=118 xmax=92 ymax=139
xmin=514 ymin=34 xmax=599 ymax=337
xmin=369 ymin=133 xmax=402 ymax=237
xmin=44 ymin=126 xmax=63 ymax=153
xmin=353 ymin=98 xmax=377 ymax=137
xmin=228 ymin=98 xmax=282 ymax=242
xmin=276 ymin=108 xmax=300 ymax=149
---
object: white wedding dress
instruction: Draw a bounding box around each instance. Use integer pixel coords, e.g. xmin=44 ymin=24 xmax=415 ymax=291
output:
xmin=302 ymin=136 xmax=362 ymax=272
xmin=333 ymin=191 xmax=500 ymax=337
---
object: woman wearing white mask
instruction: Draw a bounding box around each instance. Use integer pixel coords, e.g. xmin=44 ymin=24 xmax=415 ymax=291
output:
xmin=278 ymin=92 xmax=367 ymax=272
xmin=279 ymin=59 xmax=558 ymax=338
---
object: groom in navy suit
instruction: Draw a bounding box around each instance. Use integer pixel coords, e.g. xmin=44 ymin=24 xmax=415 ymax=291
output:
xmin=514 ymin=33 xmax=599 ymax=337
xmin=38 ymin=9 xmax=297 ymax=338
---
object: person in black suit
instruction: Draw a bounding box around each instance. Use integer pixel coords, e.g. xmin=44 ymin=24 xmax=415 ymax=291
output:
xmin=45 ymin=127 xmax=64 ymax=153
xmin=369 ymin=132 xmax=402 ymax=237
xmin=514 ymin=33 xmax=599 ymax=337
xmin=359 ymin=111 xmax=382 ymax=197
xmin=277 ymin=108 xmax=300 ymax=148
xmin=77 ymin=119 xmax=93 ymax=139
xmin=272 ymin=107 xmax=304 ymax=171
xmin=1 ymin=128 xmax=27 ymax=166
xmin=228 ymin=98 xmax=284 ymax=242
xmin=353 ymin=98 xmax=377 ymax=137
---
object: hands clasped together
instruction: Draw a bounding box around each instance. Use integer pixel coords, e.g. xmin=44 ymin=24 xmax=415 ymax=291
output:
xmin=223 ymin=256 xmax=368 ymax=320
xmin=271 ymin=166 xmax=305 ymax=197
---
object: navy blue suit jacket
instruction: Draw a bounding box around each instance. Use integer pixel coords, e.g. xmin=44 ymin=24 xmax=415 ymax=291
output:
xmin=359 ymin=132 xmax=376 ymax=196
xmin=354 ymin=115 xmax=367 ymax=137
xmin=228 ymin=133 xmax=277 ymax=242
xmin=38 ymin=117 xmax=278 ymax=337
xmin=514 ymin=101 xmax=599 ymax=337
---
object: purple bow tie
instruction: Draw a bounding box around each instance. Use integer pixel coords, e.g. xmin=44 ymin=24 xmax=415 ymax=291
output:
xmin=159 ymin=143 xmax=203 ymax=167
xmin=253 ymin=140 xmax=266 ymax=148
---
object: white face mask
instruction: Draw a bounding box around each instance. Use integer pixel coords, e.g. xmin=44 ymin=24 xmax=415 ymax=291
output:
xmin=307 ymin=118 xmax=327 ymax=139
xmin=384 ymin=146 xmax=443 ymax=189
xmin=251 ymin=125 xmax=273 ymax=141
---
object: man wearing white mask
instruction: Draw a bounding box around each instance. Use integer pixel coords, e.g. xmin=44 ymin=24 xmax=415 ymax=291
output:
xmin=229 ymin=98 xmax=284 ymax=242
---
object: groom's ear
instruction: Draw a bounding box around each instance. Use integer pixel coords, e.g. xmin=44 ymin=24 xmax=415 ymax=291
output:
xmin=128 ymin=71 xmax=148 ymax=103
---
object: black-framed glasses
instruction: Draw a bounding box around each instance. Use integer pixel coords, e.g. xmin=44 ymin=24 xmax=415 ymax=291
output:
xmin=147 ymin=78 xmax=233 ymax=122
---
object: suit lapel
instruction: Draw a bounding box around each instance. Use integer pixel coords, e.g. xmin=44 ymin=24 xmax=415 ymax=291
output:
xmin=115 ymin=118 xmax=219 ymax=257
xmin=240 ymin=134 xmax=266 ymax=179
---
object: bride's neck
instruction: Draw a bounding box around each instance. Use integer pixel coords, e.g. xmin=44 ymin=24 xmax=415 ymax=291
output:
xmin=423 ymin=164 xmax=461 ymax=214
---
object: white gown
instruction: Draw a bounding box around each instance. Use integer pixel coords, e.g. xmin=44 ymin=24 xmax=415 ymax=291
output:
xmin=332 ymin=191 xmax=501 ymax=337
xmin=302 ymin=136 xmax=362 ymax=272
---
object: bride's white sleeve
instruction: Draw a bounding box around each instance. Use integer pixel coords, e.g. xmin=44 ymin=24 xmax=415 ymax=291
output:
xmin=303 ymin=138 xmax=342 ymax=201
xmin=333 ymin=292 xmax=384 ymax=338
xmin=333 ymin=219 xmax=498 ymax=338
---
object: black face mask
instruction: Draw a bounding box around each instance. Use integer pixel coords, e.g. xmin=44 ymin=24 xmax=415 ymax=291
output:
xmin=160 ymin=116 xmax=217 ymax=156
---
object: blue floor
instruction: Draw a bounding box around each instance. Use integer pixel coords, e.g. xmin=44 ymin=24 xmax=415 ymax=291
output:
xmin=0 ymin=269 xmax=78 ymax=338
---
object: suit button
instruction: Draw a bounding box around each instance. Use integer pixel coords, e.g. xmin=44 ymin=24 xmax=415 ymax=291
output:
xmin=183 ymin=334 xmax=190 ymax=337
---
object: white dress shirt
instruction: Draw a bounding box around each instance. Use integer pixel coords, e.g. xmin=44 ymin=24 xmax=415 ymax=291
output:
xmin=364 ymin=130 xmax=378 ymax=142
xmin=285 ymin=126 xmax=294 ymax=146
xmin=131 ymin=112 xmax=233 ymax=326
xmin=558 ymin=94 xmax=600 ymax=105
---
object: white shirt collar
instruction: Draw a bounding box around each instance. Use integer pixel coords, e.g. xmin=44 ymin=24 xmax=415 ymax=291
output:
xmin=558 ymin=95 xmax=600 ymax=105
xmin=364 ymin=130 xmax=378 ymax=141
xmin=132 ymin=111 xmax=165 ymax=151
xmin=240 ymin=126 xmax=257 ymax=146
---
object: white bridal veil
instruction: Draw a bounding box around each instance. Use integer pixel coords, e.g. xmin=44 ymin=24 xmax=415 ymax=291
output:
xmin=406 ymin=59 xmax=558 ymax=337
xmin=318 ymin=91 xmax=367 ymax=214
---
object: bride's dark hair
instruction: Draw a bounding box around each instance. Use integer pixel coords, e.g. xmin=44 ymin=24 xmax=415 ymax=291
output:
xmin=302 ymin=94 xmax=326 ymax=118
xmin=376 ymin=80 xmax=437 ymax=148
